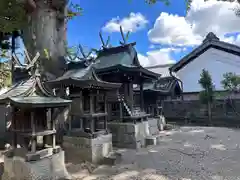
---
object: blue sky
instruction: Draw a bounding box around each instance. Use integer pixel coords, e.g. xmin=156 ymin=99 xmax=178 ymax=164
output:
xmin=67 ymin=0 xmax=191 ymax=66
xmin=67 ymin=0 xmax=240 ymax=67
xmin=3 ymin=0 xmax=239 ymax=67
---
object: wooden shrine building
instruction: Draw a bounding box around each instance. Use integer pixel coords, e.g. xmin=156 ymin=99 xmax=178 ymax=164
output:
xmin=94 ymin=30 xmax=159 ymax=123
xmin=134 ymin=76 xmax=182 ymax=117
xmin=0 ymin=51 xmax=72 ymax=179
xmin=47 ymin=60 xmax=121 ymax=138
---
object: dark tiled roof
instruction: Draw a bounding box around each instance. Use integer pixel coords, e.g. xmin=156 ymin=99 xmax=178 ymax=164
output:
xmin=146 ymin=64 xmax=174 ymax=77
xmin=47 ymin=63 xmax=121 ymax=89
xmin=170 ymin=32 xmax=240 ymax=72
xmin=94 ymin=43 xmax=159 ymax=79
xmin=0 ymin=77 xmax=35 ymax=101
xmin=9 ymin=96 xmax=72 ymax=108
xmin=0 ymin=76 xmax=72 ymax=106
xmin=94 ymin=43 xmax=139 ymax=70
xmin=134 ymin=76 xmax=181 ymax=95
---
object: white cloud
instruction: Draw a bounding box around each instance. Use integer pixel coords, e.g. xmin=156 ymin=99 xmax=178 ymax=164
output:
xmin=102 ymin=12 xmax=148 ymax=33
xmin=148 ymin=0 xmax=240 ymax=46
xmin=138 ymin=47 xmax=184 ymax=67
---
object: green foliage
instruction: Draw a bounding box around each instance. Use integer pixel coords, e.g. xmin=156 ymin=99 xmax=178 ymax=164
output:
xmin=198 ymin=69 xmax=215 ymax=124
xmin=0 ymin=0 xmax=83 ymax=33
xmin=67 ymin=2 xmax=83 ymax=21
xmin=221 ymin=72 xmax=240 ymax=92
xmin=128 ymin=0 xmax=170 ymax=5
xmin=185 ymin=0 xmax=192 ymax=13
xmin=144 ymin=0 xmax=170 ymax=5
xmin=0 ymin=0 xmax=27 ymax=32
xmin=0 ymin=62 xmax=11 ymax=88
xmin=198 ymin=69 xmax=215 ymax=104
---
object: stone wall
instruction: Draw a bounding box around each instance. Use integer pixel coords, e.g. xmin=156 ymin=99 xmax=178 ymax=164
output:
xmin=63 ymin=133 xmax=112 ymax=164
xmin=163 ymin=99 xmax=240 ymax=126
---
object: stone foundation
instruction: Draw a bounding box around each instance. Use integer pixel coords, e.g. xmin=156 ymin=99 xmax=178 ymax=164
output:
xmin=108 ymin=121 xmax=149 ymax=149
xmin=63 ymin=133 xmax=112 ymax=164
xmin=2 ymin=150 xmax=70 ymax=180
xmin=108 ymin=118 xmax=164 ymax=149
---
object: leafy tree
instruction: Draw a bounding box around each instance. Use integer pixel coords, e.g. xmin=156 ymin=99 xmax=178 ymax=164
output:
xmin=221 ymin=72 xmax=240 ymax=93
xmin=220 ymin=72 xmax=240 ymax=115
xmin=198 ymin=69 xmax=215 ymax=124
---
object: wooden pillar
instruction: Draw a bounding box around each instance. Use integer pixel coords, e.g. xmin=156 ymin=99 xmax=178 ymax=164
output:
xmin=51 ymin=108 xmax=56 ymax=148
xmin=69 ymin=115 xmax=72 ymax=131
xmin=30 ymin=111 xmax=36 ymax=153
xmin=155 ymin=101 xmax=159 ymax=117
xmin=108 ymin=104 xmax=112 ymax=121
xmin=129 ymin=82 xmax=134 ymax=112
xmin=43 ymin=108 xmax=52 ymax=146
xmin=79 ymin=91 xmax=83 ymax=130
xmin=89 ymin=91 xmax=94 ymax=133
xmin=47 ymin=108 xmax=51 ymax=130
xmin=124 ymin=83 xmax=128 ymax=102
xmin=140 ymin=82 xmax=144 ymax=111
xmin=11 ymin=107 xmax=17 ymax=148
xmin=118 ymin=89 xmax=123 ymax=121
xmin=104 ymin=92 xmax=107 ymax=130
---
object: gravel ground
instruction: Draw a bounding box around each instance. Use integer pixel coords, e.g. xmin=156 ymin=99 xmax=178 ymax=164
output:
xmin=2 ymin=126 xmax=240 ymax=180
xmin=69 ymin=126 xmax=240 ymax=180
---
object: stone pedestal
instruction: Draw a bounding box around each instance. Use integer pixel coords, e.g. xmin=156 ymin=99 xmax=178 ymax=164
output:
xmin=148 ymin=118 xmax=161 ymax=135
xmin=108 ymin=121 xmax=150 ymax=149
xmin=63 ymin=133 xmax=112 ymax=164
xmin=108 ymin=118 xmax=162 ymax=149
xmin=2 ymin=149 xmax=70 ymax=180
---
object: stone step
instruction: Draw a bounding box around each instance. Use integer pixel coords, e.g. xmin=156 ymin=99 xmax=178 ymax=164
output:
xmin=145 ymin=136 xmax=157 ymax=147
xmin=101 ymin=151 xmax=122 ymax=165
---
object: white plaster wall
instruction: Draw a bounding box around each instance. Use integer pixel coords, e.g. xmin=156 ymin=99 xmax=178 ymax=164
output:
xmin=146 ymin=64 xmax=174 ymax=77
xmin=177 ymin=48 xmax=240 ymax=93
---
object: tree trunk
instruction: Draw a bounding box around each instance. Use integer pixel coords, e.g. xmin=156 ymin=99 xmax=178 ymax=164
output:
xmin=20 ymin=0 xmax=69 ymax=137
xmin=22 ymin=0 xmax=67 ymax=78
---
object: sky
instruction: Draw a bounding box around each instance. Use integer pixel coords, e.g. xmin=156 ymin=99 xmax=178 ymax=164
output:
xmin=67 ymin=0 xmax=240 ymax=67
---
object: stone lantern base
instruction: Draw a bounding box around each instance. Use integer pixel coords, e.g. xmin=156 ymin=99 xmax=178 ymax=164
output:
xmin=2 ymin=148 xmax=71 ymax=180
xmin=63 ymin=133 xmax=112 ymax=164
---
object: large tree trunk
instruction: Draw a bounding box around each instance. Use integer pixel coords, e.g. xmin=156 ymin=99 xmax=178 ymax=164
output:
xmin=22 ymin=0 xmax=67 ymax=78
xmin=20 ymin=0 xmax=69 ymax=142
